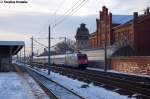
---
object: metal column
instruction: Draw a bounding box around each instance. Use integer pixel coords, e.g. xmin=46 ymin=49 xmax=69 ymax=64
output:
xmin=24 ymin=45 xmax=25 ymax=65
xmin=104 ymin=23 xmax=107 ymax=72
xmin=31 ymin=37 xmax=33 ymax=67
xmin=48 ymin=25 xmax=51 ymax=75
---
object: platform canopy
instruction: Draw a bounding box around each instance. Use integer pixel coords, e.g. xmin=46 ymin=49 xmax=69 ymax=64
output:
xmin=0 ymin=41 xmax=25 ymax=56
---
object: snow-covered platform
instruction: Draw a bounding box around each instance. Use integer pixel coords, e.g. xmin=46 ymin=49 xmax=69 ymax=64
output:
xmin=0 ymin=72 xmax=49 ymax=99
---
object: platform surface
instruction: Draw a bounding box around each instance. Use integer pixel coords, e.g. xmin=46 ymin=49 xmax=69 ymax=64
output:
xmin=0 ymin=72 xmax=49 ymax=99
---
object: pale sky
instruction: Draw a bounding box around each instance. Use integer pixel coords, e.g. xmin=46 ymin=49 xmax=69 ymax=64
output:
xmin=0 ymin=0 xmax=150 ymax=54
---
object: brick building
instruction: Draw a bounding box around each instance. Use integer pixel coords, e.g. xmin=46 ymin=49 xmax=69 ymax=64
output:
xmin=89 ymin=6 xmax=150 ymax=56
xmin=89 ymin=6 xmax=112 ymax=48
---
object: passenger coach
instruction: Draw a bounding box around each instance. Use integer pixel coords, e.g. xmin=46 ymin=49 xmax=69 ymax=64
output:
xmin=33 ymin=53 xmax=88 ymax=69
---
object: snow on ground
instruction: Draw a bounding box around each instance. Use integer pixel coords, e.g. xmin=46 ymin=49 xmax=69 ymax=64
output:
xmin=87 ymin=67 xmax=150 ymax=78
xmin=0 ymin=72 xmax=35 ymax=99
xmin=22 ymin=73 xmax=50 ymax=99
xmin=0 ymin=72 xmax=49 ymax=99
xmin=36 ymin=68 xmax=135 ymax=99
xmin=16 ymin=62 xmax=137 ymax=99
xmin=108 ymin=70 xmax=150 ymax=78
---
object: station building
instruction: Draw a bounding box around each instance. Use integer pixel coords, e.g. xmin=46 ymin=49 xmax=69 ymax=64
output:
xmin=89 ymin=6 xmax=150 ymax=56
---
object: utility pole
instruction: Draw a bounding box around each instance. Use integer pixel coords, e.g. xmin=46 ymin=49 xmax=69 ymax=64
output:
xmin=20 ymin=50 xmax=21 ymax=63
xmin=31 ymin=37 xmax=33 ymax=67
xmin=17 ymin=54 xmax=19 ymax=62
xmin=64 ymin=37 xmax=67 ymax=54
xmin=64 ymin=37 xmax=67 ymax=64
xmin=24 ymin=45 xmax=25 ymax=65
xmin=48 ymin=25 xmax=51 ymax=75
xmin=104 ymin=23 xmax=107 ymax=72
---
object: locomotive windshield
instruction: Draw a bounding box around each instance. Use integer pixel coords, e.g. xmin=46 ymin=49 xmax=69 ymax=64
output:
xmin=77 ymin=54 xmax=87 ymax=60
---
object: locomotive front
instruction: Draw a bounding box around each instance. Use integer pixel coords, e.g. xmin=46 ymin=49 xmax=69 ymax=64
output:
xmin=77 ymin=53 xmax=88 ymax=69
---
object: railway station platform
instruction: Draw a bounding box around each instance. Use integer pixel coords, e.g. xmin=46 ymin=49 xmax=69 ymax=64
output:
xmin=0 ymin=41 xmax=24 ymax=72
xmin=0 ymin=71 xmax=49 ymax=99
xmin=0 ymin=41 xmax=50 ymax=98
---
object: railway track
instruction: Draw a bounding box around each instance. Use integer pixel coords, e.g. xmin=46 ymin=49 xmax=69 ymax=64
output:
xmin=86 ymin=68 xmax=150 ymax=85
xmin=51 ymin=66 xmax=150 ymax=96
xmin=16 ymin=64 xmax=84 ymax=99
xmin=31 ymin=63 xmax=150 ymax=98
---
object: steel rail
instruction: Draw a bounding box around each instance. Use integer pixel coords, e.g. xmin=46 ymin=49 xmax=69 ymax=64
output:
xmin=29 ymin=62 xmax=150 ymax=98
xmin=17 ymin=64 xmax=84 ymax=99
xmin=32 ymin=62 xmax=150 ymax=99
xmin=50 ymin=66 xmax=150 ymax=97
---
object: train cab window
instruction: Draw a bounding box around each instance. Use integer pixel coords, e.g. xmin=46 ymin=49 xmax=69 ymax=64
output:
xmin=77 ymin=54 xmax=87 ymax=60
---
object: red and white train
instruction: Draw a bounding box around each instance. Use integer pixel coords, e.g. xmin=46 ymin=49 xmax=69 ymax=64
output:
xmin=33 ymin=53 xmax=88 ymax=69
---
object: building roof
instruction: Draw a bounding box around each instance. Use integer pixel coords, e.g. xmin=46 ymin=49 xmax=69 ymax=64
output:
xmin=90 ymin=32 xmax=96 ymax=37
xmin=0 ymin=41 xmax=24 ymax=46
xmin=0 ymin=41 xmax=25 ymax=55
xmin=112 ymin=15 xmax=133 ymax=24
xmin=113 ymin=13 xmax=150 ymax=30
xmin=89 ymin=15 xmax=133 ymax=35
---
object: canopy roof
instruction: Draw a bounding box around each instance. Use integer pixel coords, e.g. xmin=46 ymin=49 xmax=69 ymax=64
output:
xmin=0 ymin=41 xmax=24 ymax=56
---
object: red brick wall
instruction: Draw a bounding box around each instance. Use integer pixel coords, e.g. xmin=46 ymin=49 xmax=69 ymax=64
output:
xmin=111 ymin=57 xmax=150 ymax=75
xmin=98 ymin=6 xmax=112 ymax=47
xmin=89 ymin=6 xmax=112 ymax=48
xmin=89 ymin=34 xmax=97 ymax=48
xmin=134 ymin=15 xmax=150 ymax=56
xmin=113 ymin=23 xmax=134 ymax=47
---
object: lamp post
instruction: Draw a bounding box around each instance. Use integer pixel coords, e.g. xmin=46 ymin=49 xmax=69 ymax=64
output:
xmin=31 ymin=37 xmax=33 ymax=67
xmin=24 ymin=45 xmax=25 ymax=65
xmin=20 ymin=50 xmax=21 ymax=63
xmin=104 ymin=24 xmax=107 ymax=72
xmin=47 ymin=34 xmax=68 ymax=75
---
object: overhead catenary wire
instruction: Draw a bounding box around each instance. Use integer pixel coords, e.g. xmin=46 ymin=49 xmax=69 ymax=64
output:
xmin=53 ymin=0 xmax=66 ymax=25
xmin=31 ymin=0 xmax=89 ymax=37
xmin=28 ymin=0 xmax=89 ymax=56
xmin=53 ymin=0 xmax=88 ymax=28
xmin=53 ymin=0 xmax=89 ymax=28
xmin=33 ymin=36 xmax=68 ymax=47
xmin=33 ymin=39 xmax=48 ymax=48
xmin=33 ymin=39 xmax=60 ymax=52
xmin=55 ymin=0 xmax=82 ymax=20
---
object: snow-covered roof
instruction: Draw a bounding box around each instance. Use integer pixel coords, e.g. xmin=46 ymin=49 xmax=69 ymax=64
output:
xmin=112 ymin=15 xmax=133 ymax=24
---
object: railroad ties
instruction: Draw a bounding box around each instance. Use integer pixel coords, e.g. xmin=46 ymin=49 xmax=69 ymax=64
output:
xmin=15 ymin=64 xmax=84 ymax=99
xmin=51 ymin=66 xmax=150 ymax=98
xmin=23 ymin=62 xmax=150 ymax=98
xmin=31 ymin=62 xmax=150 ymax=99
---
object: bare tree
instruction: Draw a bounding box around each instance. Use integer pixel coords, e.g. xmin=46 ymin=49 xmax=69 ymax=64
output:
xmin=55 ymin=39 xmax=76 ymax=54
xmin=39 ymin=48 xmax=56 ymax=56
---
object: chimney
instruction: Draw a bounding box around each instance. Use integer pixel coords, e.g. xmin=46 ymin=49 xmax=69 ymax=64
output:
xmin=96 ymin=19 xmax=99 ymax=28
xmin=105 ymin=7 xmax=108 ymax=14
xmin=109 ymin=12 xmax=112 ymax=24
xmin=102 ymin=6 xmax=108 ymax=14
xmin=146 ymin=7 xmax=150 ymax=14
xmin=102 ymin=6 xmax=106 ymax=11
xmin=134 ymin=12 xmax=138 ymax=19
xmin=144 ymin=7 xmax=150 ymax=15
xmin=100 ymin=11 xmax=103 ymax=20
